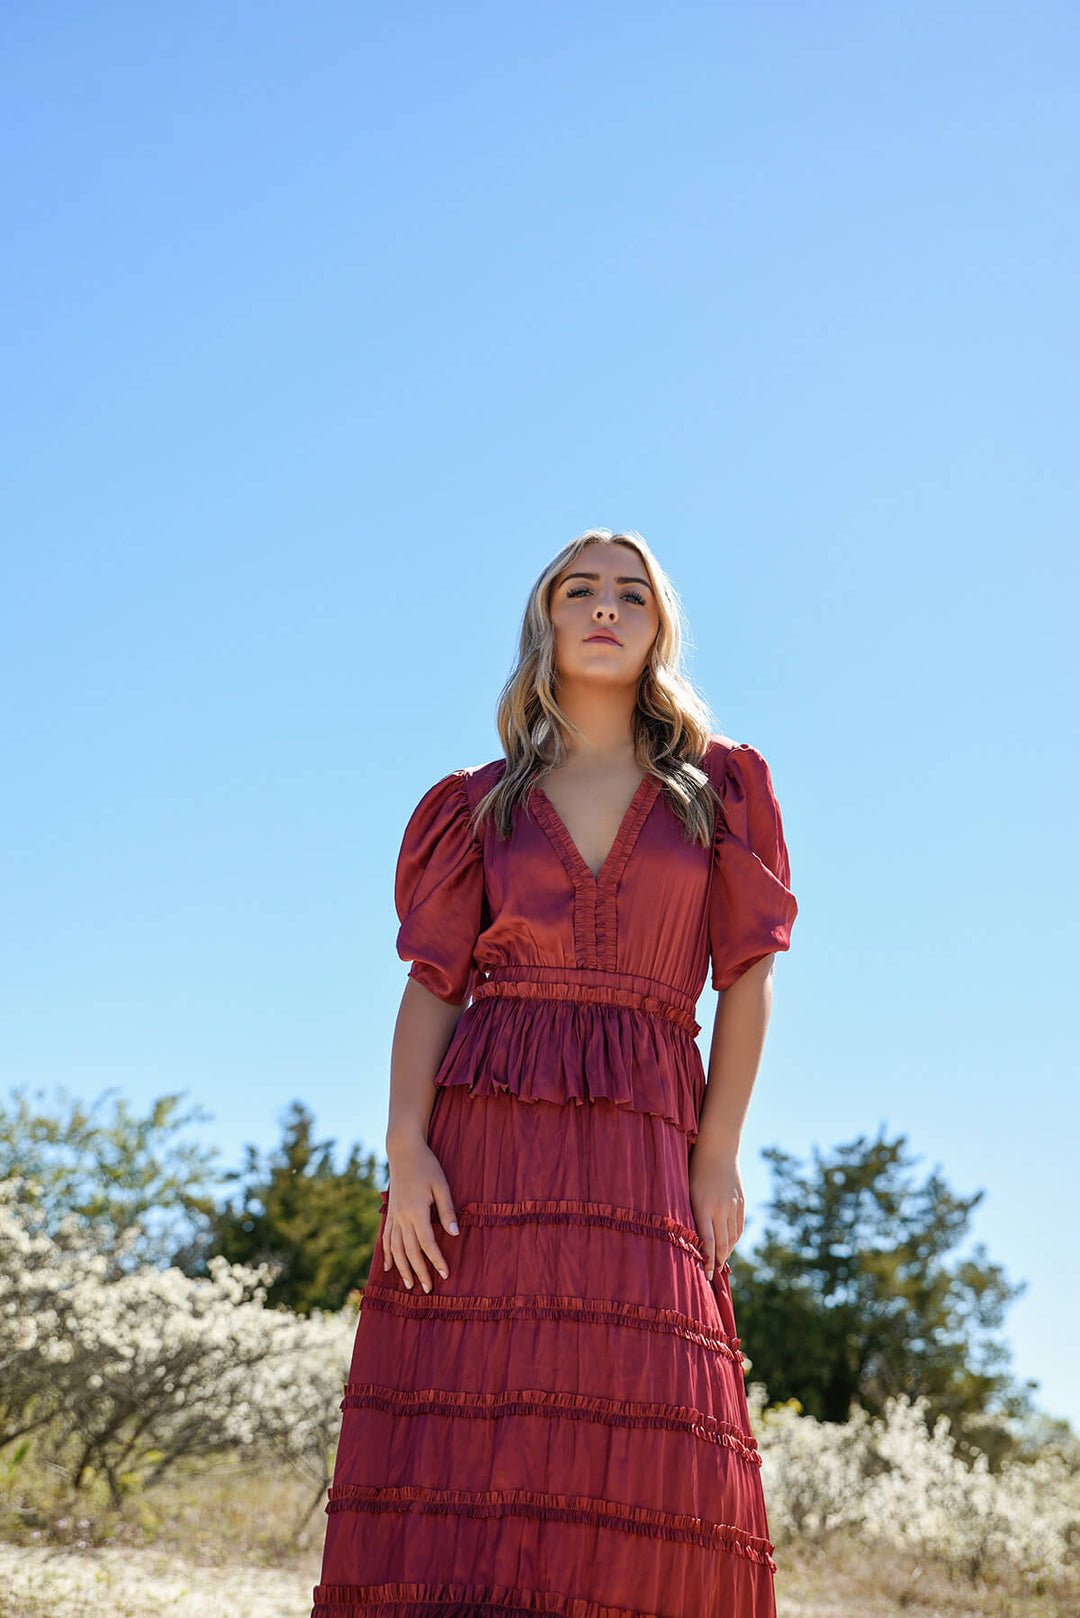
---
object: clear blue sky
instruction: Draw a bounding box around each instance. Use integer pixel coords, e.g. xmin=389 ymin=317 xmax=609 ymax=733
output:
xmin=2 ymin=5 xmax=1076 ymax=1430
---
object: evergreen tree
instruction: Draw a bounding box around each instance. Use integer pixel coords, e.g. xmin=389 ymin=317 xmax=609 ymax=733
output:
xmin=729 ymin=1126 xmax=1036 ymax=1460
xmin=202 ymin=1100 xmax=386 ymax=1314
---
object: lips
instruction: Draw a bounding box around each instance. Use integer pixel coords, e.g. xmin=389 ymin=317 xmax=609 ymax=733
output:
xmin=584 ymin=634 xmax=621 ymax=646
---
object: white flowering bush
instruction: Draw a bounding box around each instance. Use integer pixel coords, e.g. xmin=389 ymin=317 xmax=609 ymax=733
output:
xmin=5 ymin=1165 xmax=1079 ymax=1592
xmin=746 ymin=1385 xmax=873 ymax=1540
xmin=748 ymin=1380 xmax=1080 ymax=1584
xmin=0 ymin=1177 xmax=355 ymax=1509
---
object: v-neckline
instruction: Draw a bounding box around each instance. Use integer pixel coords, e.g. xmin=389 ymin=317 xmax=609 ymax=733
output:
xmin=531 ymin=772 xmax=661 ymax=887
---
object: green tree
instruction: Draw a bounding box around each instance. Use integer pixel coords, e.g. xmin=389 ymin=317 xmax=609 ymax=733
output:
xmin=0 ymin=1083 xmax=220 ymax=1271
xmin=202 ymin=1100 xmax=386 ymax=1314
xmin=729 ymin=1127 xmax=1036 ymax=1461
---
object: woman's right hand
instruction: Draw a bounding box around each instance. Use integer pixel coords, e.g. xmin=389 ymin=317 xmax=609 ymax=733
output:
xmin=382 ymin=1133 xmax=460 ymax=1293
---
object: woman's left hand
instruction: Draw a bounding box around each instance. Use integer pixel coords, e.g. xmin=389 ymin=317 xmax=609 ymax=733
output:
xmin=688 ymin=1144 xmax=746 ymax=1280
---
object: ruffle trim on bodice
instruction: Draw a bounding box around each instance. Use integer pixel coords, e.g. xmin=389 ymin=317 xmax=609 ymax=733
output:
xmin=430 ymin=969 xmax=707 ymax=1140
xmin=470 ymin=976 xmax=701 ymax=1038
xmin=527 ymin=773 xmax=662 ymax=972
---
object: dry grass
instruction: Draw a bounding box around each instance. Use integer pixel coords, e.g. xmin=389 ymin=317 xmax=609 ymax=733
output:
xmin=774 ymin=1531 xmax=1078 ymax=1617
xmin=1 ymin=1461 xmax=1077 ymax=1617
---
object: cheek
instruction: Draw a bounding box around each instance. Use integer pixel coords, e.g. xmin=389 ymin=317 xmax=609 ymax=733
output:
xmin=547 ymin=606 xmax=571 ymax=660
xmin=553 ymin=620 xmax=585 ymax=669
xmin=551 ymin=602 xmax=587 ymax=645
xmin=629 ymin=618 xmax=659 ymax=662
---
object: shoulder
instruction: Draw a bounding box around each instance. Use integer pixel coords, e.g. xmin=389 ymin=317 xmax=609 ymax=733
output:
xmin=410 ymin=755 xmax=504 ymax=801
xmin=463 ymin=756 xmax=508 ymax=785
xmin=701 ymin=738 xmax=787 ymax=847
xmin=397 ymin=764 xmax=495 ymax=874
xmin=702 ymin=733 xmax=769 ymax=787
xmin=457 ymin=756 xmax=508 ymax=810
xmin=401 ymin=758 xmax=508 ymax=834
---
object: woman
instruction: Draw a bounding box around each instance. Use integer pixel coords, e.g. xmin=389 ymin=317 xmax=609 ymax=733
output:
xmin=312 ymin=528 xmax=798 ymax=1617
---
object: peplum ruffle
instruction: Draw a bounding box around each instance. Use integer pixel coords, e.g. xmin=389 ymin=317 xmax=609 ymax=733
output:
xmin=429 ymin=984 xmax=707 ymax=1142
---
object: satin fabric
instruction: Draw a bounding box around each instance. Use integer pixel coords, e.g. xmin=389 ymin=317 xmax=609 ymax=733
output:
xmin=313 ymin=735 xmax=798 ymax=1618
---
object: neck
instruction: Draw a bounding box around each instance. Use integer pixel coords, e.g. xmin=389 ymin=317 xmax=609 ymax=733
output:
xmin=551 ymin=685 xmax=639 ymax=759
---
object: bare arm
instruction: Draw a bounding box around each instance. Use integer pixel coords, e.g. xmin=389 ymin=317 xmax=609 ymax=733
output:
xmin=689 ymin=954 xmax=775 ymax=1278
xmin=386 ymin=976 xmax=468 ymax=1148
xmin=382 ymin=977 xmax=469 ymax=1293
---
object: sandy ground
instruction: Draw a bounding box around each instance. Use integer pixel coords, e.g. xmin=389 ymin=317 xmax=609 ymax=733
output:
xmin=0 ymin=1540 xmax=1038 ymax=1618
xmin=0 ymin=1542 xmax=317 ymax=1618
xmin=0 ymin=1542 xmax=874 ymax=1617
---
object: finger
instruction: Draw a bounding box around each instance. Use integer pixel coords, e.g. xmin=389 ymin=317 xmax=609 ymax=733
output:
xmin=421 ymin=1233 xmax=449 ymax=1283
xmin=432 ymin=1186 xmax=460 ymax=1240
xmin=388 ymin=1225 xmax=415 ymax=1290
xmin=416 ymin=1211 xmax=449 ymax=1282
xmin=701 ymin=1224 xmax=717 ymax=1281
xmin=402 ymin=1227 xmax=433 ymax=1294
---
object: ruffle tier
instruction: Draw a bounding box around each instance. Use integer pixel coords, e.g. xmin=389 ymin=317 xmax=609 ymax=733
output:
xmin=314 ymin=1563 xmax=772 ymax=1618
xmin=429 ymin=990 xmax=707 ymax=1142
xmin=339 ymin=1380 xmax=758 ymax=1467
xmin=315 ymin=1089 xmax=775 ymax=1615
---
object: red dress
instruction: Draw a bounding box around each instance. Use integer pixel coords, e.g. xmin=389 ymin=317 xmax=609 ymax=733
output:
xmin=313 ymin=734 xmax=798 ymax=1618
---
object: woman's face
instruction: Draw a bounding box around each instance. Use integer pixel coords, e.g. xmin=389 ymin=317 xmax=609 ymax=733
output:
xmin=548 ymin=542 xmax=660 ymax=689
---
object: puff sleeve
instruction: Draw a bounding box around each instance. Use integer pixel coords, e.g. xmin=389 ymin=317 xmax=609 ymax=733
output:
xmin=394 ymin=769 xmax=486 ymax=1006
xmin=708 ymin=743 xmax=799 ymax=992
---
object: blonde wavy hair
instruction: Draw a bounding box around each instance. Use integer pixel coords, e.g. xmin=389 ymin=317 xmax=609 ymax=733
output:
xmin=471 ymin=528 xmax=724 ymax=847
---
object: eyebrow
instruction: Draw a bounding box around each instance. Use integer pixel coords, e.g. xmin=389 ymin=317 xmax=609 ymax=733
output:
xmin=559 ymin=571 xmax=653 ymax=590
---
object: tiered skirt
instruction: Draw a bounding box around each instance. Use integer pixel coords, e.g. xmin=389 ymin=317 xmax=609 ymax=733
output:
xmin=312 ymin=992 xmax=777 ymax=1618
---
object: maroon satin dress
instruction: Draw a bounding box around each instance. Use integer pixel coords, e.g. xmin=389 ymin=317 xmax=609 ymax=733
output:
xmin=312 ymin=734 xmax=798 ymax=1618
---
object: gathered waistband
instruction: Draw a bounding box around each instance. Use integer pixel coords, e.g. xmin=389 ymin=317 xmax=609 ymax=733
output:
xmin=470 ymin=964 xmax=700 ymax=1038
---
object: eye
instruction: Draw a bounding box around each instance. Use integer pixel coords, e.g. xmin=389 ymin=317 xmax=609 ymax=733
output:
xmin=565 ymin=585 xmax=649 ymax=606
